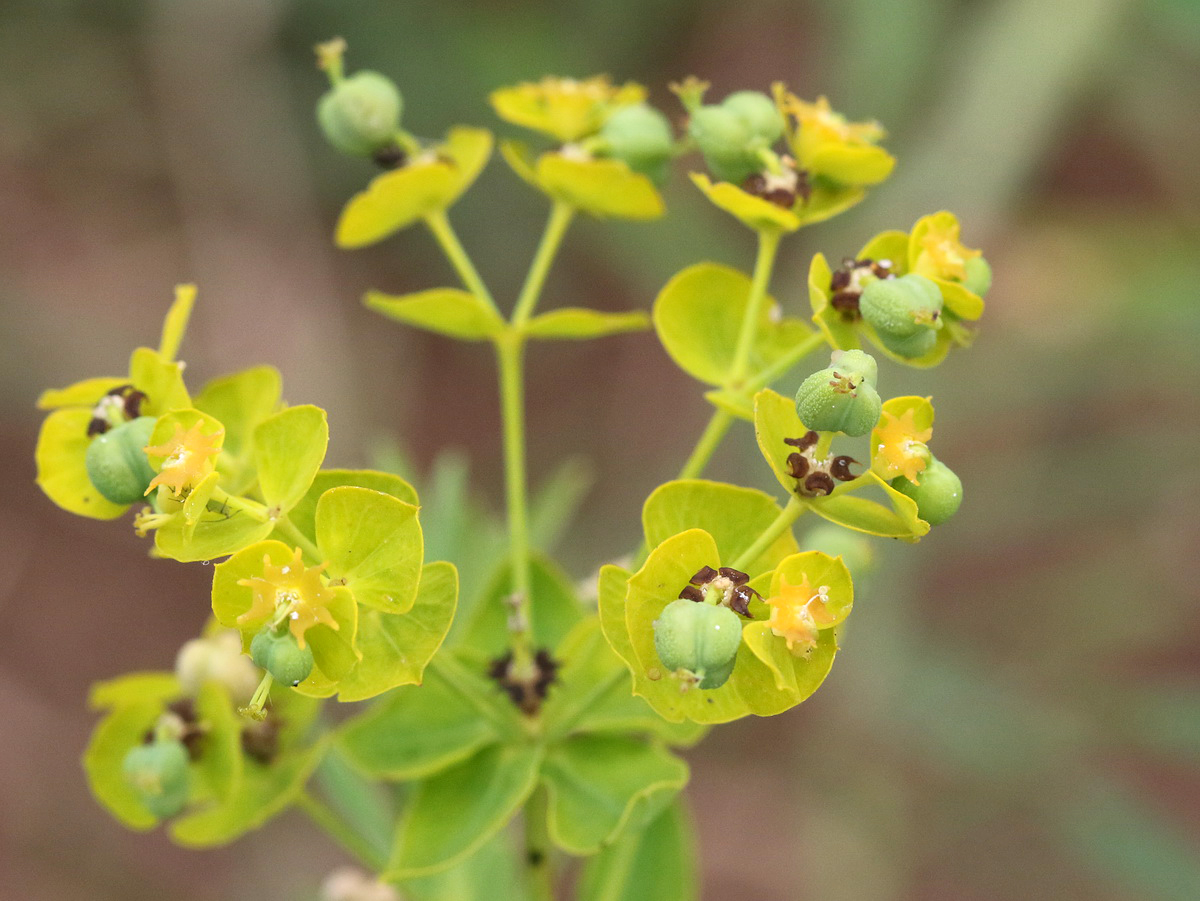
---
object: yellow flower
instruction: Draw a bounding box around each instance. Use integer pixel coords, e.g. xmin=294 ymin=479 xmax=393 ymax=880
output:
xmin=765 ymin=574 xmax=835 ymax=657
xmin=912 ymin=212 xmax=982 ymax=282
xmin=872 ymin=406 xmax=933 ymax=484
xmin=775 ymin=87 xmax=894 ymax=187
xmin=491 ymin=76 xmax=645 ymax=143
xmin=144 ymin=421 xmax=223 ymax=499
xmin=236 ymin=547 xmax=339 ymax=649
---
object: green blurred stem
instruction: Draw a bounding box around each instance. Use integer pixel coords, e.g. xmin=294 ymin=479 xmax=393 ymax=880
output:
xmin=745 ymin=329 xmax=828 ymax=393
xmin=726 ymin=228 xmax=783 ymax=389
xmin=424 ymin=210 xmax=501 ymax=317
xmin=730 ymin=497 xmax=804 ymax=571
xmin=271 ymin=514 xmax=323 ymax=562
xmin=677 ymin=408 xmax=734 ymax=481
xmin=524 ymin=786 xmax=554 ymax=901
xmin=313 ymin=746 xmax=393 ymax=863
xmin=512 ymin=201 xmax=575 ymax=326
xmin=297 ymin=789 xmax=387 ymax=873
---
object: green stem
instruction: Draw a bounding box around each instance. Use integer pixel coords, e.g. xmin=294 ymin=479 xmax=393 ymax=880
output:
xmin=209 ymin=488 xmax=269 ymax=523
xmin=745 ymin=329 xmax=828 ymax=394
xmin=524 ymin=787 xmax=554 ymax=901
xmin=677 ymin=408 xmax=734 ymax=481
xmin=271 ymin=515 xmax=323 ymax=562
xmin=496 ymin=334 xmax=535 ymax=670
xmin=512 ymin=201 xmax=575 ymax=326
xmin=424 ymin=210 xmax=501 ymax=316
xmin=297 ymin=790 xmax=387 ymax=873
xmin=729 ymin=497 xmax=805 ymax=572
xmin=726 ymin=228 xmax=783 ymax=389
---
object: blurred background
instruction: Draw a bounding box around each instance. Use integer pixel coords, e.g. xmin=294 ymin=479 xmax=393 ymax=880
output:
xmin=3 ymin=0 xmax=1199 ymax=898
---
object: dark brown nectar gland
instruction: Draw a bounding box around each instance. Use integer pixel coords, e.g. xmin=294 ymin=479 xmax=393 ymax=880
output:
xmin=784 ymin=432 xmax=860 ymax=497
xmin=679 ymin=565 xmax=759 ymax=617
xmin=371 ymin=143 xmax=407 ymax=169
xmin=143 ymin=699 xmax=206 ymax=760
xmin=488 ymin=649 xmax=560 ymax=716
xmin=829 ymin=258 xmax=895 ymax=321
xmin=87 ymin=385 xmax=148 ymax=436
xmin=742 ymin=162 xmax=810 ymax=209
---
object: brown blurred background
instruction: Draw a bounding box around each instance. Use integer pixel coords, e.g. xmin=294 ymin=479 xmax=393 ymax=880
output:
xmin=3 ymin=0 xmax=1199 ymax=898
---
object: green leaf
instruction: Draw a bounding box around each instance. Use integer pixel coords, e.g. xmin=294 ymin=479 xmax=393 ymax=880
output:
xmin=536 ymin=153 xmax=663 ymax=220
xmin=365 ymin=288 xmax=503 ymax=341
xmin=522 ymin=308 xmax=650 ymax=340
xmin=334 ymin=560 xmax=458 ymax=702
xmin=385 ymin=744 xmax=543 ymax=879
xmin=170 ymin=738 xmax=327 ymax=848
xmin=89 ymin=673 xmax=181 ymax=710
xmin=753 ymin=387 xmax=809 ymax=496
xmin=288 ymin=468 xmax=419 ymax=546
xmin=460 ymin=554 xmax=584 ymax=660
xmin=807 ymin=473 xmax=929 ymax=541
xmin=336 ymin=127 xmax=494 ymax=248
xmin=337 ymin=657 xmax=499 ymax=781
xmin=157 ymin=283 xmax=196 ymax=362
xmin=808 ymin=252 xmax=861 ymax=352
xmin=154 ymin=513 xmax=274 ymax=563
xmin=578 ymin=798 xmax=697 ymax=901
xmin=83 ymin=700 xmax=174 ymax=830
xmin=253 ymin=405 xmax=328 ymax=513
xmin=689 ymin=173 xmax=799 ymax=232
xmin=127 ymin=347 xmax=191 ymax=415
xmin=541 ymin=735 xmax=689 ymax=855
xmin=642 ymin=479 xmax=799 ymax=578
xmin=35 ymin=407 xmax=129 ymax=520
xmin=528 ymin=456 xmax=594 ymax=553
xmin=37 ymin=376 xmax=127 ymax=410
xmin=401 ymin=829 xmax=528 ymax=901
xmin=193 ymin=366 xmax=283 ymax=488
xmin=188 ymin=681 xmax=243 ymax=804
xmin=315 ymin=486 xmax=423 ymax=614
xmin=653 ymin=263 xmax=812 ymax=387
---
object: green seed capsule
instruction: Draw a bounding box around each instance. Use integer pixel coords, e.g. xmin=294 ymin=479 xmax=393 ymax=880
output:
xmin=251 ymin=626 xmax=315 ymax=687
xmin=963 ymin=255 xmax=992 ymax=297
xmin=891 ymin=456 xmax=962 ymax=525
xmin=122 ymin=739 xmax=190 ymax=819
xmin=688 ymin=105 xmax=762 ymax=184
xmin=317 ymin=71 xmax=403 ymax=157
xmin=794 ymin=351 xmax=882 ymax=437
xmin=654 ymin=598 xmax=743 ymax=690
xmin=85 ymin=416 xmax=158 ymax=505
xmin=859 ymin=274 xmax=942 ymax=339
xmin=600 ymin=104 xmax=674 ymax=185
xmin=722 ymin=90 xmax=784 ymax=144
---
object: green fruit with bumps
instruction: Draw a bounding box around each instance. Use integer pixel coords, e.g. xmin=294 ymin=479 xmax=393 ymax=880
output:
xmin=122 ymin=739 xmax=190 ymax=819
xmin=794 ymin=349 xmax=882 ymax=437
xmin=251 ymin=626 xmax=315 ymax=687
xmin=654 ymin=598 xmax=743 ymax=689
xmin=891 ymin=456 xmax=962 ymax=525
xmin=85 ymin=415 xmax=158 ymax=505
xmin=688 ymin=105 xmax=761 ymax=184
xmin=722 ymin=90 xmax=784 ymax=144
xmin=317 ymin=71 xmax=403 ymax=157
xmin=599 ymin=103 xmax=674 ymax=185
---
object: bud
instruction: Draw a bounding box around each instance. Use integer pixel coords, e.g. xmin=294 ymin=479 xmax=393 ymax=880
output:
xmin=653 ymin=598 xmax=743 ymax=689
xmin=176 ymin=630 xmax=261 ymax=706
xmin=721 ymin=90 xmax=785 ymax=144
xmin=598 ymin=103 xmax=674 ymax=185
xmin=122 ymin=739 xmax=190 ymax=819
xmin=251 ymin=625 xmax=315 ymax=687
xmin=963 ymin=255 xmax=992 ymax=297
xmin=317 ymin=71 xmax=404 ymax=157
xmin=859 ymin=273 xmax=942 ymax=358
xmin=891 ymin=456 xmax=962 ymax=525
xmin=84 ymin=415 xmax=157 ymax=505
xmin=794 ymin=350 xmax=882 ymax=437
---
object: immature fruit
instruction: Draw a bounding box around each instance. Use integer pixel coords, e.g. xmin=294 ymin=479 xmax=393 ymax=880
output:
xmin=794 ymin=350 xmax=882 ymax=437
xmin=963 ymin=255 xmax=992 ymax=297
xmin=317 ymin=71 xmax=403 ymax=157
xmin=122 ymin=739 xmax=190 ymax=819
xmin=721 ymin=90 xmax=784 ymax=144
xmin=859 ymin=273 xmax=943 ymax=359
xmin=688 ymin=105 xmax=760 ymax=184
xmin=85 ymin=415 xmax=158 ymax=504
xmin=891 ymin=457 xmax=962 ymax=525
xmin=599 ymin=103 xmax=674 ymax=184
xmin=251 ymin=626 xmax=315 ymax=687
xmin=654 ymin=598 xmax=743 ymax=689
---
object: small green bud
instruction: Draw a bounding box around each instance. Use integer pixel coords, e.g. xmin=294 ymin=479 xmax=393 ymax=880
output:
xmin=599 ymin=103 xmax=674 ymax=185
xmin=317 ymin=71 xmax=403 ymax=157
xmin=122 ymin=739 xmax=190 ymax=819
xmin=963 ymin=255 xmax=992 ymax=297
xmin=891 ymin=456 xmax=962 ymax=525
xmin=251 ymin=626 xmax=314 ymax=687
xmin=721 ymin=90 xmax=784 ymax=144
xmin=688 ymin=105 xmax=761 ymax=184
xmin=654 ymin=598 xmax=743 ymax=689
xmin=794 ymin=351 xmax=882 ymax=437
xmin=85 ymin=415 xmax=157 ymax=505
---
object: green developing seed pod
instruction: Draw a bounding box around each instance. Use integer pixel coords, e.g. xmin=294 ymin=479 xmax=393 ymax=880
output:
xmin=317 ymin=71 xmax=403 ymax=157
xmin=722 ymin=90 xmax=784 ymax=144
xmin=891 ymin=456 xmax=962 ymax=525
xmin=85 ymin=415 xmax=158 ymax=505
xmin=963 ymin=255 xmax=992 ymax=297
xmin=794 ymin=351 xmax=882 ymax=437
xmin=859 ymin=274 xmax=942 ymax=340
xmin=654 ymin=598 xmax=743 ymax=690
xmin=877 ymin=327 xmax=939 ymax=359
xmin=688 ymin=105 xmax=761 ymax=184
xmin=251 ymin=626 xmax=315 ymax=687
xmin=122 ymin=739 xmax=190 ymax=819
xmin=599 ymin=103 xmax=674 ymax=184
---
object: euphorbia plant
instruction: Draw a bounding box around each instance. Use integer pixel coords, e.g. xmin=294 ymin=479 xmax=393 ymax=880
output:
xmin=34 ymin=38 xmax=989 ymax=899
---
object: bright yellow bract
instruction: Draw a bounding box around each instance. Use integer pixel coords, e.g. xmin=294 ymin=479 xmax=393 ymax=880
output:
xmin=873 ymin=407 xmax=933 ymax=484
xmin=144 ymin=422 xmax=223 ymax=499
xmin=765 ymin=574 xmax=835 ymax=657
xmin=490 ymin=76 xmax=645 ymax=143
xmin=913 ymin=214 xmax=981 ymax=282
xmin=236 ymin=547 xmax=339 ymax=649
